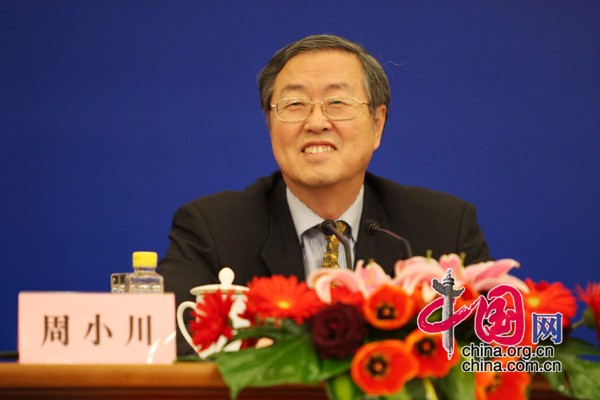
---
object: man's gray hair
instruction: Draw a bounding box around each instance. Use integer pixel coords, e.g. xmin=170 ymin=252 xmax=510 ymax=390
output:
xmin=258 ymin=34 xmax=391 ymax=118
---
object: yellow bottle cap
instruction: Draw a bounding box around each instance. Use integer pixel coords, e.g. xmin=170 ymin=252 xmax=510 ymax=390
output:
xmin=132 ymin=251 xmax=158 ymax=268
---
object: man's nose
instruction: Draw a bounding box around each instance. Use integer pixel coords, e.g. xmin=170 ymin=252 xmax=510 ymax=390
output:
xmin=304 ymin=104 xmax=331 ymax=132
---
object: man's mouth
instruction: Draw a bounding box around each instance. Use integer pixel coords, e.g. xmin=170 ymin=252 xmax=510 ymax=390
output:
xmin=303 ymin=145 xmax=336 ymax=154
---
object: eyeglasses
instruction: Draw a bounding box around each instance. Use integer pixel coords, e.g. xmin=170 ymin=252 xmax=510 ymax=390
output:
xmin=270 ymin=96 xmax=369 ymax=122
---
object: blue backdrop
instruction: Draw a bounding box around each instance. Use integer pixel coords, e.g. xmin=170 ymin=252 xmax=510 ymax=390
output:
xmin=1 ymin=1 xmax=599 ymax=353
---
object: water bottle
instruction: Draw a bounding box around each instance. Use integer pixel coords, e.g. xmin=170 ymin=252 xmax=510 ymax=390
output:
xmin=124 ymin=251 xmax=164 ymax=293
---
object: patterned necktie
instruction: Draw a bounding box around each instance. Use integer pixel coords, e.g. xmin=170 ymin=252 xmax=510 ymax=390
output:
xmin=320 ymin=220 xmax=348 ymax=269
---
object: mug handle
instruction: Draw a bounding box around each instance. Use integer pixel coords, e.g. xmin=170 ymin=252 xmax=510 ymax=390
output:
xmin=176 ymin=301 xmax=199 ymax=355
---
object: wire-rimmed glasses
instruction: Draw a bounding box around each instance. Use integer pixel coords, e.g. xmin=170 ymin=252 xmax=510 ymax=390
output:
xmin=271 ymin=96 xmax=369 ymax=122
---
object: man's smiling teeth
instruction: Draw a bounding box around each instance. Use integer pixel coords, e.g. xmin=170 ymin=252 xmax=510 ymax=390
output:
xmin=303 ymin=145 xmax=335 ymax=154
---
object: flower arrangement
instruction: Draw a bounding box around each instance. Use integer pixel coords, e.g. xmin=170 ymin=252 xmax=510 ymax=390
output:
xmin=187 ymin=254 xmax=600 ymax=400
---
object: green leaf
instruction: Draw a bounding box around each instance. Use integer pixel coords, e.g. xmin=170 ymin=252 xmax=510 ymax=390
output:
xmin=542 ymin=338 xmax=600 ymax=399
xmin=216 ymin=326 xmax=350 ymax=399
xmin=382 ymin=388 xmax=413 ymax=400
xmin=434 ymin=363 xmax=475 ymax=400
xmin=555 ymin=337 xmax=600 ymax=358
xmin=382 ymin=386 xmax=414 ymax=400
xmin=230 ymin=318 xmax=305 ymax=343
xmin=400 ymin=379 xmax=427 ymax=400
xmin=325 ymin=373 xmax=364 ymax=400
xmin=322 ymin=358 xmax=352 ymax=380
xmin=325 ymin=374 xmax=415 ymax=400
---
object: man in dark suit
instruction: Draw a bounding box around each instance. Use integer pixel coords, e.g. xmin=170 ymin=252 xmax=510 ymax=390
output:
xmin=158 ymin=34 xmax=490 ymax=355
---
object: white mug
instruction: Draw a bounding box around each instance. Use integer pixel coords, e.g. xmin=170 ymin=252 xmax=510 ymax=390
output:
xmin=177 ymin=267 xmax=249 ymax=358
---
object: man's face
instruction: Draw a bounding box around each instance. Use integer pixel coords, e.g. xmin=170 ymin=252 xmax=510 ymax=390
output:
xmin=269 ymin=50 xmax=386 ymax=195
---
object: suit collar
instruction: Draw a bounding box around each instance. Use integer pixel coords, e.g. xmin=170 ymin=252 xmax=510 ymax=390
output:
xmin=286 ymin=185 xmax=364 ymax=243
xmin=260 ymin=177 xmax=305 ymax=281
xmin=259 ymin=171 xmax=407 ymax=280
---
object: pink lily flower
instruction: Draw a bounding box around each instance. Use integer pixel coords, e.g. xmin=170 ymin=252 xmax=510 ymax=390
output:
xmin=307 ymin=268 xmax=365 ymax=303
xmin=392 ymin=256 xmax=447 ymax=301
xmin=307 ymin=260 xmax=392 ymax=303
xmin=394 ymin=254 xmax=528 ymax=302
xmin=354 ymin=259 xmax=393 ymax=296
xmin=308 ymin=254 xmax=527 ymax=305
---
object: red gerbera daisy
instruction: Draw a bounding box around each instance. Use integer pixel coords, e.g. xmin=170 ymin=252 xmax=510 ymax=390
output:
xmin=405 ymin=329 xmax=460 ymax=378
xmin=363 ymin=284 xmax=415 ymax=330
xmin=523 ymin=278 xmax=577 ymax=326
xmin=577 ymin=282 xmax=600 ymax=345
xmin=190 ymin=290 xmax=234 ymax=350
xmin=519 ymin=278 xmax=577 ymax=347
xmin=242 ymin=275 xmax=325 ymax=324
xmin=351 ymin=340 xmax=418 ymax=395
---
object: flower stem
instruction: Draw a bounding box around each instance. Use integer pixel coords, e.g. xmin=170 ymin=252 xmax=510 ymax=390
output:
xmin=423 ymin=378 xmax=439 ymax=400
xmin=571 ymin=319 xmax=585 ymax=330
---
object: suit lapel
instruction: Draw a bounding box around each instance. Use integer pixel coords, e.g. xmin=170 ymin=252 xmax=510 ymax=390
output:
xmin=356 ymin=181 xmax=407 ymax=276
xmin=260 ymin=178 xmax=306 ymax=281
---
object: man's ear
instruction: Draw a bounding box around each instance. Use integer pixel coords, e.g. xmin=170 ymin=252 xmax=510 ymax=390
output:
xmin=372 ymin=105 xmax=387 ymax=150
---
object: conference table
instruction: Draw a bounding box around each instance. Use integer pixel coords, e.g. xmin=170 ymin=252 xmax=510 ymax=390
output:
xmin=0 ymin=362 xmax=570 ymax=399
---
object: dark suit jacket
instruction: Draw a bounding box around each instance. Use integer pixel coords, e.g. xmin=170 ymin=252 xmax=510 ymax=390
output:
xmin=158 ymin=171 xmax=490 ymax=354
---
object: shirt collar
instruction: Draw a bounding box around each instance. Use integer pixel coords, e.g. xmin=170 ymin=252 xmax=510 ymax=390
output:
xmin=286 ymin=186 xmax=364 ymax=242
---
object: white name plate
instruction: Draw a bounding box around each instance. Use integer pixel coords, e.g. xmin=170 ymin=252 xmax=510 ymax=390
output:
xmin=18 ymin=292 xmax=176 ymax=364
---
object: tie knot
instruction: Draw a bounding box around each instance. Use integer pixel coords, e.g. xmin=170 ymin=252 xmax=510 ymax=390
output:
xmin=320 ymin=220 xmax=348 ymax=236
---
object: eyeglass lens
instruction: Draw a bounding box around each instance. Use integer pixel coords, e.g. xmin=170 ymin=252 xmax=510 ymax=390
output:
xmin=275 ymin=97 xmax=362 ymax=121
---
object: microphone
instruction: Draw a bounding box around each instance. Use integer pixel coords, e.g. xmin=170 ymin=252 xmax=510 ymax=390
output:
xmin=363 ymin=219 xmax=413 ymax=258
xmin=321 ymin=219 xmax=353 ymax=269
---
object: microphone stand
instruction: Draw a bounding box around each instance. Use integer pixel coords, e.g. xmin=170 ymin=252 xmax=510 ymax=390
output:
xmin=364 ymin=219 xmax=413 ymax=258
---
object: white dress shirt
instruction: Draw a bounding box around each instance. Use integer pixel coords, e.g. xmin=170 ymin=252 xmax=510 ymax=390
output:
xmin=286 ymin=186 xmax=363 ymax=277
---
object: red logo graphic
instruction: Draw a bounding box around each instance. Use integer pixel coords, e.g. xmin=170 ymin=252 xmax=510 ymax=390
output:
xmin=417 ymin=269 xmax=526 ymax=358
